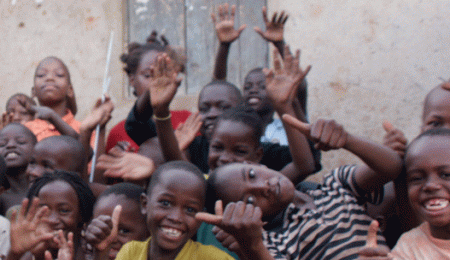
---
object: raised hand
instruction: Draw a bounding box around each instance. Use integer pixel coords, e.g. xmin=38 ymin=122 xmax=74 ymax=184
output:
xmin=358 ymin=221 xmax=393 ymax=260
xmin=44 ymin=231 xmax=74 ymax=260
xmin=264 ymin=45 xmax=311 ymax=110
xmin=254 ymin=6 xmax=288 ymax=43
xmin=96 ymin=147 xmax=155 ymax=181
xmin=382 ymin=120 xmax=407 ymax=158
xmin=80 ymin=95 xmax=114 ymax=131
xmin=282 ymin=115 xmax=348 ymax=151
xmin=9 ymin=198 xmax=54 ymax=259
xmin=174 ymin=112 xmax=202 ymax=151
xmin=211 ymin=3 xmax=246 ymax=43
xmin=84 ymin=205 xmax=122 ymax=251
xmin=148 ymin=53 xmax=181 ymax=116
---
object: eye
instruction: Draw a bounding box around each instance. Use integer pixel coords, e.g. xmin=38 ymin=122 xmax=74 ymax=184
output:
xmin=248 ymin=169 xmax=256 ymax=179
xmin=159 ymin=200 xmax=171 ymax=207
xmin=59 ymin=207 xmax=71 ymax=214
xmin=0 ymin=139 xmax=7 ymax=147
xmin=210 ymin=143 xmax=224 ymax=152
xmin=243 ymin=83 xmax=252 ymax=91
xmin=198 ymin=105 xmax=209 ymax=114
xmin=16 ymin=137 xmax=28 ymax=145
xmin=118 ymin=228 xmax=130 ymax=235
xmin=218 ymin=103 xmax=231 ymax=111
xmin=235 ymin=148 xmax=249 ymax=156
xmin=406 ymin=172 xmax=424 ymax=183
xmin=186 ymin=207 xmax=198 ymax=214
xmin=440 ymin=171 xmax=450 ymax=179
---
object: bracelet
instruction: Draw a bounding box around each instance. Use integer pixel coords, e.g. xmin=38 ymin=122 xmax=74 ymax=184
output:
xmin=153 ymin=113 xmax=172 ymax=121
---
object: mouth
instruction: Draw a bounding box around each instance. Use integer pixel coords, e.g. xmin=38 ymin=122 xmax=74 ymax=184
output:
xmin=423 ymin=198 xmax=449 ymax=211
xmin=247 ymin=97 xmax=260 ymax=106
xmin=160 ymin=226 xmax=183 ymax=239
xmin=5 ymin=151 xmax=19 ymax=160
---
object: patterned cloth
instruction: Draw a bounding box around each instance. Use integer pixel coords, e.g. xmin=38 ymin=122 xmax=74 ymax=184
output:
xmin=264 ymin=165 xmax=386 ymax=260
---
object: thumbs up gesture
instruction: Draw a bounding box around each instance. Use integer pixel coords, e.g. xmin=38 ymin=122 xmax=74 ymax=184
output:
xmin=358 ymin=221 xmax=393 ymax=260
xmin=85 ymin=205 xmax=122 ymax=251
xmin=382 ymin=120 xmax=407 ymax=158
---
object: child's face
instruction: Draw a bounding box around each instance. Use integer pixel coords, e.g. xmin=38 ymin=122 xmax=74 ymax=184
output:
xmin=26 ymin=143 xmax=77 ymax=184
xmin=129 ymin=50 xmax=160 ymax=97
xmin=142 ymin=170 xmax=204 ymax=254
xmin=198 ymin=85 xmax=240 ymax=140
xmin=0 ymin=124 xmax=35 ymax=170
xmin=422 ymin=87 xmax=450 ymax=132
xmin=33 ymin=58 xmax=73 ymax=105
xmin=6 ymin=97 xmax=34 ymax=124
xmin=405 ymin=136 xmax=450 ymax=237
xmin=243 ymin=71 xmax=271 ymax=113
xmin=208 ymin=120 xmax=263 ymax=170
xmin=38 ymin=180 xmax=81 ymax=248
xmin=93 ymin=194 xmax=148 ymax=260
xmin=214 ymin=163 xmax=295 ymax=219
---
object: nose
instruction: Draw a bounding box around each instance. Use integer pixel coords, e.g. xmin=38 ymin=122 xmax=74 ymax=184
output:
xmin=205 ymin=107 xmax=221 ymax=120
xmin=26 ymin=164 xmax=45 ymax=181
xmin=423 ymin=175 xmax=442 ymax=192
xmin=46 ymin=210 xmax=60 ymax=228
xmin=167 ymin=207 xmax=183 ymax=223
xmin=218 ymin=151 xmax=237 ymax=166
xmin=6 ymin=139 xmax=17 ymax=149
xmin=11 ymin=112 xmax=22 ymax=123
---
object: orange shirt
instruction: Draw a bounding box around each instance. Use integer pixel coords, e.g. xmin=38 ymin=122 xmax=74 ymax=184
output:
xmin=24 ymin=110 xmax=81 ymax=142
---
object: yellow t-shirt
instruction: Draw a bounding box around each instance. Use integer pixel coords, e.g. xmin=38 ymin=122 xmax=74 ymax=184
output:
xmin=115 ymin=238 xmax=235 ymax=260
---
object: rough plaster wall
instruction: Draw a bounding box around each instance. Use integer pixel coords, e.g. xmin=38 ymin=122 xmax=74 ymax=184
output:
xmin=268 ymin=0 xmax=450 ymax=181
xmin=0 ymin=0 xmax=131 ymax=129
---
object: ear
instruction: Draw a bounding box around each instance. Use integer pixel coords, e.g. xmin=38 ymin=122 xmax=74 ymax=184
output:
xmin=31 ymin=87 xmax=36 ymax=98
xmin=140 ymin=193 xmax=148 ymax=215
xmin=67 ymin=84 xmax=74 ymax=98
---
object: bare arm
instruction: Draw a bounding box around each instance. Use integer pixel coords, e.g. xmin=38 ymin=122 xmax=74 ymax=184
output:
xmin=265 ymin=45 xmax=315 ymax=184
xmin=283 ymin=116 xmax=403 ymax=193
xmin=212 ymin=3 xmax=246 ymax=80
xmin=28 ymin=106 xmax=79 ymax=139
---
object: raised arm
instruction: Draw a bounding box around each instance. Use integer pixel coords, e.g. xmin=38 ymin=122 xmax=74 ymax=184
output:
xmin=212 ymin=3 xmax=246 ymax=80
xmin=254 ymin=6 xmax=288 ymax=57
xmin=264 ymin=45 xmax=315 ymax=184
xmin=283 ymin=115 xmax=403 ymax=193
xmin=147 ymin=53 xmax=186 ymax=162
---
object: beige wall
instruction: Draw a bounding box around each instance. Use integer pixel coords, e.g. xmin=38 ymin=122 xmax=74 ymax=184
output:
xmin=1 ymin=1 xmax=449 ymax=180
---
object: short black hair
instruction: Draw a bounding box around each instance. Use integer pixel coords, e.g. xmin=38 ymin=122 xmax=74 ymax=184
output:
xmin=201 ymin=80 xmax=243 ymax=103
xmin=97 ymin=182 xmax=145 ymax=204
xmin=37 ymin=136 xmax=86 ymax=173
xmin=27 ymin=170 xmax=95 ymax=224
xmin=1 ymin=123 xmax=37 ymax=145
xmin=147 ymin=161 xmax=205 ymax=196
xmin=214 ymin=105 xmax=263 ymax=145
xmin=6 ymin=93 xmax=36 ymax=109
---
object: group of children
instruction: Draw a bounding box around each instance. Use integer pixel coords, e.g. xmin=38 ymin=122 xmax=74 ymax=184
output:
xmin=0 ymin=3 xmax=448 ymax=260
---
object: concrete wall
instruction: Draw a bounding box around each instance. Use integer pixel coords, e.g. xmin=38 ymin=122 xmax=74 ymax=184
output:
xmin=1 ymin=0 xmax=449 ymax=180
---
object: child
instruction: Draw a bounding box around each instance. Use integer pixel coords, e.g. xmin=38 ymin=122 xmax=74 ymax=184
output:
xmin=0 ymin=123 xmax=37 ymax=215
xmin=84 ymin=183 xmax=148 ymax=260
xmin=25 ymin=56 xmax=80 ymax=141
xmin=95 ymin=161 xmax=234 ymax=260
xmin=8 ymin=170 xmax=95 ymax=260
xmin=197 ymin=115 xmax=402 ymax=260
xmin=359 ymin=128 xmax=450 ymax=259
xmin=0 ymin=156 xmax=11 ymax=258
xmin=4 ymin=93 xmax=36 ymax=125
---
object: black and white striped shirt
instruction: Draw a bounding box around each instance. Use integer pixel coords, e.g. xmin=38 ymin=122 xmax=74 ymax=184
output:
xmin=263 ymin=165 xmax=386 ymax=260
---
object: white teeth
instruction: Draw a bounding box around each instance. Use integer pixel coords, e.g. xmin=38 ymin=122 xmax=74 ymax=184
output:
xmin=425 ymin=199 xmax=449 ymax=211
xmin=161 ymin=227 xmax=182 ymax=238
xmin=5 ymin=152 xmax=18 ymax=159
xmin=206 ymin=125 xmax=214 ymax=130
xmin=248 ymin=98 xmax=260 ymax=105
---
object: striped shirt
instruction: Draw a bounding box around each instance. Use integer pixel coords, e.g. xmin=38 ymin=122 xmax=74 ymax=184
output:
xmin=263 ymin=165 xmax=386 ymax=260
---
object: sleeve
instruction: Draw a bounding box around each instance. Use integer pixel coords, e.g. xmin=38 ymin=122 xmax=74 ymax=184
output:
xmin=328 ymin=165 xmax=384 ymax=205
xmin=124 ymin=102 xmax=158 ymax=146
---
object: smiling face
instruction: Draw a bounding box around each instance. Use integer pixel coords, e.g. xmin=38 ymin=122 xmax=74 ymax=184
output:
xmin=0 ymin=124 xmax=35 ymax=171
xmin=405 ymin=135 xmax=450 ymax=239
xmin=93 ymin=194 xmax=148 ymax=260
xmin=129 ymin=50 xmax=160 ymax=97
xmin=243 ymin=70 xmax=272 ymax=114
xmin=208 ymin=120 xmax=263 ymax=170
xmin=33 ymin=57 xmax=73 ymax=106
xmin=198 ymin=84 xmax=241 ymax=140
xmin=212 ymin=163 xmax=295 ymax=219
xmin=142 ymin=169 xmax=205 ymax=257
xmin=38 ymin=180 xmax=81 ymax=248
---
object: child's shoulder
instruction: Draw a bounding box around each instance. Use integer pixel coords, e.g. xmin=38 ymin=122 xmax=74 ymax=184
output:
xmin=177 ymin=240 xmax=235 ymax=260
xmin=115 ymin=239 xmax=149 ymax=260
